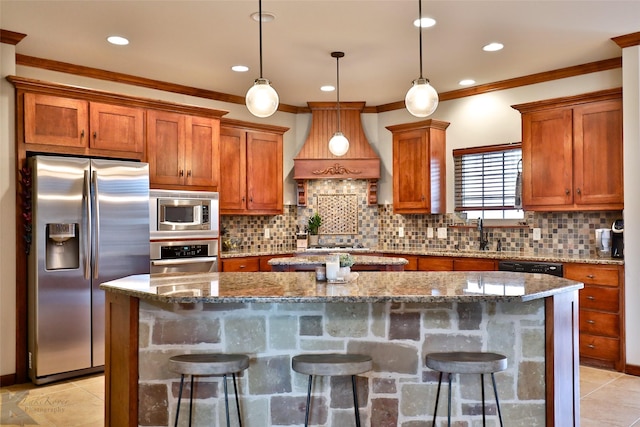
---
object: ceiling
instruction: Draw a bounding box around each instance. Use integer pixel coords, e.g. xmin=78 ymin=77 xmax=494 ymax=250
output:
xmin=2 ymin=1 xmax=639 ymax=110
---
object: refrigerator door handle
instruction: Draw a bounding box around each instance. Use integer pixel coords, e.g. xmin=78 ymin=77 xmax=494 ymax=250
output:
xmin=84 ymin=170 xmax=91 ymax=280
xmin=92 ymin=170 xmax=100 ymax=279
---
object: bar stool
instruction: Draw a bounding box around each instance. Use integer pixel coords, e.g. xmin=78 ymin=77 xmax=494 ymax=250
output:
xmin=168 ymin=353 xmax=250 ymax=427
xmin=292 ymin=353 xmax=373 ymax=427
xmin=425 ymin=351 xmax=507 ymax=427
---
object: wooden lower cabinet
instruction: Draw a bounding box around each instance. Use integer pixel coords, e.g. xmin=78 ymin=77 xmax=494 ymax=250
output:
xmin=417 ymin=256 xmax=496 ymax=271
xmin=564 ymin=263 xmax=624 ymax=371
xmin=220 ymin=257 xmax=260 ymax=272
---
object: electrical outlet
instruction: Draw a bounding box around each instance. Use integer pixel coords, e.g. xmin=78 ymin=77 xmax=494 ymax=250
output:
xmin=398 ymin=226 xmax=404 ymax=238
xmin=533 ymin=228 xmax=541 ymax=241
xmin=437 ymin=227 xmax=447 ymax=239
xmin=427 ymin=227 xmax=434 ymax=238
xmin=264 ymin=227 xmax=270 ymax=239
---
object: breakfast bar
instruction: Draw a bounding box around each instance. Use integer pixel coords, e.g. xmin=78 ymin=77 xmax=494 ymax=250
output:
xmin=101 ymin=271 xmax=583 ymax=426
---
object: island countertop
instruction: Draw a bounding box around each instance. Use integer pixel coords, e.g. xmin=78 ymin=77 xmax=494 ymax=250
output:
xmin=100 ymin=271 xmax=583 ymax=304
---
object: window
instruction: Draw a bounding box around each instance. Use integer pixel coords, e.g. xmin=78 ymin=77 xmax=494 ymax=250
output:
xmin=454 ymin=143 xmax=523 ymax=220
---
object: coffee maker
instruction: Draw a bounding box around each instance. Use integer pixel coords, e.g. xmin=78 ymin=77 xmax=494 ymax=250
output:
xmin=611 ymin=219 xmax=624 ymax=258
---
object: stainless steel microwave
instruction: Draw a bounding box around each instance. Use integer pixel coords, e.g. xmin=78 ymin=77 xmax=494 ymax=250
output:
xmin=149 ymin=190 xmax=219 ymax=239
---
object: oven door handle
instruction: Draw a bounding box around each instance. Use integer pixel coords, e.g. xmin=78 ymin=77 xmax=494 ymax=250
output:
xmin=151 ymin=257 xmax=217 ymax=266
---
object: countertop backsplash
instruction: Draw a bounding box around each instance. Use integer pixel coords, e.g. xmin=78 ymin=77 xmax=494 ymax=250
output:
xmin=220 ymin=180 xmax=622 ymax=260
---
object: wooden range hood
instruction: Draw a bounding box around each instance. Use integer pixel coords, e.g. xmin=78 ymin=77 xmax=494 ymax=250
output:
xmin=294 ymin=102 xmax=380 ymax=205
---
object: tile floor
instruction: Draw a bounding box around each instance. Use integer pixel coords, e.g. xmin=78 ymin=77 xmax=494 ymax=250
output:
xmin=1 ymin=366 xmax=640 ymax=426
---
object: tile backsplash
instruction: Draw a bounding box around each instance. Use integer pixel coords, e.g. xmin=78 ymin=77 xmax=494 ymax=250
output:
xmin=221 ymin=180 xmax=622 ymax=258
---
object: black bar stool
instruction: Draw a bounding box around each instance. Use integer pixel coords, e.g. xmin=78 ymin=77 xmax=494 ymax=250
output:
xmin=425 ymin=351 xmax=507 ymax=427
xmin=292 ymin=353 xmax=373 ymax=427
xmin=169 ymin=353 xmax=250 ymax=427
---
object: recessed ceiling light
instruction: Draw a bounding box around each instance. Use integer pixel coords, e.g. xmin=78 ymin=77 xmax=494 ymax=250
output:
xmin=459 ymin=79 xmax=475 ymax=86
xmin=107 ymin=35 xmax=129 ymax=46
xmin=321 ymin=85 xmax=335 ymax=92
xmin=250 ymin=11 xmax=276 ymax=22
xmin=483 ymin=42 xmax=504 ymax=52
xmin=232 ymin=65 xmax=249 ymax=72
xmin=413 ymin=17 xmax=436 ymax=28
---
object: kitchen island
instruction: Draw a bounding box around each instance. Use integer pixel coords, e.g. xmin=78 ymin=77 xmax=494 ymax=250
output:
xmin=101 ymin=271 xmax=583 ymax=427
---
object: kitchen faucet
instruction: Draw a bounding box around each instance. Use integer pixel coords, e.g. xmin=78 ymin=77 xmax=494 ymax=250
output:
xmin=478 ymin=218 xmax=489 ymax=251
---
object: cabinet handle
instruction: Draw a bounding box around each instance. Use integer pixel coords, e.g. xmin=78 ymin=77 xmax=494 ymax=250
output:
xmin=239 ymin=265 xmax=246 ymax=269
xmin=81 ymin=130 xmax=85 ymax=139
xmin=187 ymin=170 xmax=192 ymax=177
xmin=93 ymin=131 xmax=97 ymax=139
xmin=179 ymin=170 xmax=184 ymax=177
xmin=250 ymin=197 xmax=253 ymax=203
xmin=576 ymin=188 xmax=581 ymax=195
xmin=565 ymin=189 xmax=570 ymax=195
xmin=586 ymin=274 xmax=595 ymax=279
xmin=242 ymin=196 xmax=245 ymax=202
xmin=586 ymin=295 xmax=595 ymax=300
xmin=587 ymin=320 xmax=595 ymax=324
xmin=588 ymin=344 xmax=596 ymax=349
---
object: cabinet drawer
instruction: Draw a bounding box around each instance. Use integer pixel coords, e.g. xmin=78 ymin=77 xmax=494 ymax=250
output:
xmin=579 ymin=286 xmax=619 ymax=312
xmin=564 ymin=264 xmax=619 ymax=286
xmin=418 ymin=257 xmax=453 ymax=271
xmin=579 ymin=311 xmax=619 ymax=337
xmin=579 ymin=334 xmax=620 ymax=361
xmin=221 ymin=257 xmax=259 ymax=272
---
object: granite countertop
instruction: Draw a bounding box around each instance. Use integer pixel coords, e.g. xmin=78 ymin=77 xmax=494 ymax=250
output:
xmin=221 ymin=247 xmax=624 ymax=266
xmin=100 ymin=271 xmax=583 ymax=304
xmin=268 ymin=255 xmax=408 ymax=266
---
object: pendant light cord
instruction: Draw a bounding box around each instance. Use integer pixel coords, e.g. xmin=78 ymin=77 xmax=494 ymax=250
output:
xmin=336 ymin=54 xmax=341 ymax=132
xmin=258 ymin=0 xmax=264 ymax=78
xmin=418 ymin=0 xmax=423 ymax=79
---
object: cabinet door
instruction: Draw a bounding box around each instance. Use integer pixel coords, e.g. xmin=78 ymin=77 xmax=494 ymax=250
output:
xmin=185 ymin=116 xmax=219 ymax=189
xmin=453 ymin=258 xmax=496 ymax=271
xmin=89 ymin=102 xmax=144 ymax=153
xmin=393 ymin=129 xmax=429 ymax=213
xmin=522 ymin=108 xmax=573 ymax=208
xmin=147 ymin=110 xmax=186 ymax=186
xmin=220 ymin=127 xmax=247 ymax=212
xmin=573 ymin=100 xmax=623 ymax=207
xmin=24 ymin=93 xmax=88 ymax=147
xmin=246 ymin=131 xmax=283 ymax=213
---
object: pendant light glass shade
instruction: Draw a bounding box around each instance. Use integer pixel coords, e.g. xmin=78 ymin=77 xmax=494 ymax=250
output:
xmin=405 ymin=0 xmax=438 ymax=117
xmin=246 ymin=78 xmax=279 ymax=118
xmin=328 ymin=51 xmax=349 ymax=157
xmin=405 ymin=77 xmax=439 ymax=117
xmin=245 ymin=0 xmax=279 ymax=118
xmin=329 ymin=131 xmax=349 ymax=156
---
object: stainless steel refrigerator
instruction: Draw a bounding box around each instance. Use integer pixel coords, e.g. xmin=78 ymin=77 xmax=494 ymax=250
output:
xmin=28 ymin=155 xmax=150 ymax=384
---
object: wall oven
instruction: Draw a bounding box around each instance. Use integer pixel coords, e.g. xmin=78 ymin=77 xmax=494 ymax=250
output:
xmin=149 ymin=189 xmax=219 ymax=240
xmin=150 ymin=240 xmax=218 ymax=274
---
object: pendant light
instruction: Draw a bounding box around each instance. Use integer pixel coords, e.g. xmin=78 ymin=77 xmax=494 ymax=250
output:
xmin=328 ymin=51 xmax=349 ymax=157
xmin=405 ymin=0 xmax=439 ymax=117
xmin=245 ymin=0 xmax=279 ymax=118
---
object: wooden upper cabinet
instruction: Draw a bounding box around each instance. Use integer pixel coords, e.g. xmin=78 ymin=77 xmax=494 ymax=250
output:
xmin=25 ymin=93 xmax=89 ymax=147
xmin=24 ymin=94 xmax=144 ymax=154
xmin=572 ymin=100 xmax=623 ymax=207
xmin=147 ymin=110 xmax=219 ymax=190
xmin=89 ymin=102 xmax=144 ymax=153
xmin=514 ymin=89 xmax=623 ymax=211
xmin=246 ymin=131 xmax=282 ymax=213
xmin=220 ymin=119 xmax=287 ymax=215
xmin=387 ymin=120 xmax=449 ymax=214
xmin=219 ymin=126 xmax=247 ymax=211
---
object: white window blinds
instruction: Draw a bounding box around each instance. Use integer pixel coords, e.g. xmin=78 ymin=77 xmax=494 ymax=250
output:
xmin=454 ymin=143 xmax=522 ymax=214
